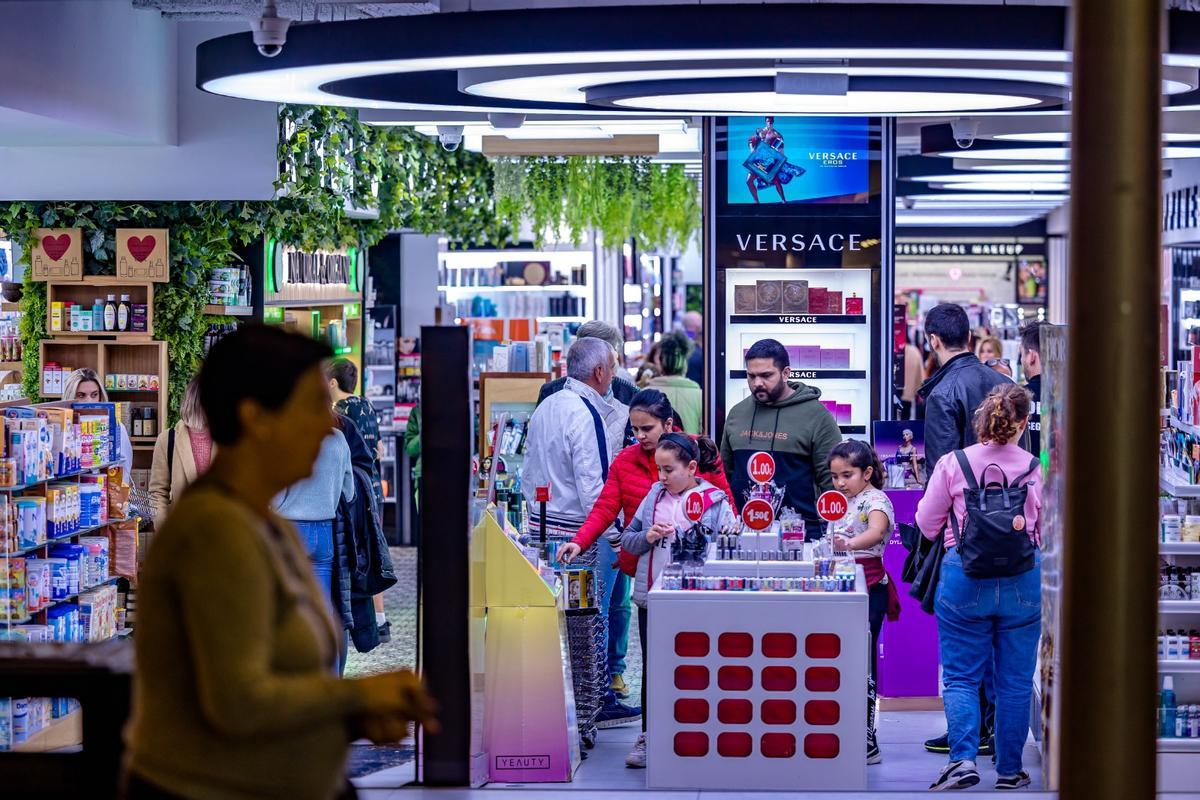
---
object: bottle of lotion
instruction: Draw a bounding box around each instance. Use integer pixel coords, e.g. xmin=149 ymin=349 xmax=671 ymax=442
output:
xmin=104 ymin=295 xmax=117 ymax=332
xmin=117 ymin=294 xmax=130 ymax=332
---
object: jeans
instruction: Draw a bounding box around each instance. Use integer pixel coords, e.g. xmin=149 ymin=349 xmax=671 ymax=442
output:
xmin=292 ymin=519 xmax=338 ymax=673
xmin=936 ymin=549 xmax=1041 ymax=777
xmin=638 ymin=605 xmax=648 ymax=733
xmin=595 ymin=544 xmax=619 ymax=706
xmin=609 ymin=569 xmax=632 ymax=676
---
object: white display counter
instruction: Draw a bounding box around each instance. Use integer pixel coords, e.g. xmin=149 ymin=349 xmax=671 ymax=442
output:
xmin=646 ymin=564 xmax=868 ymax=791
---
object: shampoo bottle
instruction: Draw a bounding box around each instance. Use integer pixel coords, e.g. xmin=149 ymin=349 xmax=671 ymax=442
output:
xmin=117 ymin=294 xmax=130 ymax=332
xmin=1162 ymin=675 xmax=1178 ymax=737
xmin=104 ymin=295 xmax=117 ymax=332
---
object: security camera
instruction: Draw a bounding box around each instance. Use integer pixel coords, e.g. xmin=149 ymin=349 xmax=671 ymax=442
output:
xmin=950 ymin=118 xmax=980 ymax=149
xmin=902 ymin=197 xmax=916 ymax=210
xmin=488 ymin=113 xmax=526 ymax=130
xmin=437 ymin=125 xmax=465 ymax=152
xmin=251 ymin=0 xmax=291 ymax=58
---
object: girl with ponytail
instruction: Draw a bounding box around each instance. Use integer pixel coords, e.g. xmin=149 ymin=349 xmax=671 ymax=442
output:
xmin=647 ymin=331 xmax=704 ymax=433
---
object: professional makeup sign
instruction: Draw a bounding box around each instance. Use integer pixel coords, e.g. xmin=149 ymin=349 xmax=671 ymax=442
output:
xmin=265 ymin=242 xmax=362 ymax=303
xmin=29 ymin=228 xmax=83 ymax=281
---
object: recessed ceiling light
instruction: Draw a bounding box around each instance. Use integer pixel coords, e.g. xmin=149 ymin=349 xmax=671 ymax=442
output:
xmin=607 ymin=90 xmax=1044 ymax=114
xmin=942 ymin=146 xmax=1200 ymax=160
xmin=912 ymin=172 xmax=1072 ymax=183
xmin=931 ymin=180 xmax=1069 ymax=191
xmin=993 ymin=131 xmax=1200 ymax=143
xmin=904 ymin=192 xmax=1068 ymax=202
xmin=965 ymin=162 xmax=1069 ymax=172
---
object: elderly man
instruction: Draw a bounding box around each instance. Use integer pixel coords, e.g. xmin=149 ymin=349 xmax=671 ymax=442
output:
xmin=523 ymin=336 xmax=640 ymax=729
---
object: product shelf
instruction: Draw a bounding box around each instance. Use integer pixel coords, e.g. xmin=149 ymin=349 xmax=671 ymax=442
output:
xmin=203 ymin=304 xmax=253 ymax=317
xmin=32 ymin=575 xmax=122 ymax=614
xmin=729 ymin=314 xmax=867 ymax=326
xmin=438 ymin=284 xmax=588 ymax=293
xmin=730 ymin=369 xmax=867 ymax=380
xmin=1161 ymin=474 xmax=1200 ymax=498
xmin=2 ymin=515 xmax=134 ymax=558
xmin=11 ymin=708 xmax=82 ymax=753
xmin=1163 ymin=542 xmax=1200 ymax=555
xmin=1158 ymin=738 xmax=1200 ymax=753
xmin=1161 ymin=600 xmax=1200 ymax=614
xmin=1168 ymin=415 xmax=1200 ymax=438
xmin=1161 ymin=660 xmax=1200 ymax=673
xmin=0 ymin=360 xmax=23 ymax=371
xmin=0 ymin=459 xmax=117 ymax=494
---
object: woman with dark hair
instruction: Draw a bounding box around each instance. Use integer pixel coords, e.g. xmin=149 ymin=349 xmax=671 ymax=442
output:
xmin=125 ymin=325 xmax=434 ymax=800
xmin=648 ymin=331 xmax=703 ymax=433
xmin=917 ymin=383 xmax=1042 ymax=791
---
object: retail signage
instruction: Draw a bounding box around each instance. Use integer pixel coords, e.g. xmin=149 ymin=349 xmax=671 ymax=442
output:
xmin=266 ymin=240 xmax=361 ymax=303
xmin=741 ymin=498 xmax=775 ymax=531
xmin=116 ymin=228 xmax=170 ymax=282
xmin=816 ymin=490 xmax=849 ymax=522
xmin=726 ymin=117 xmax=871 ymax=206
xmin=747 ymin=451 xmax=776 ymax=484
xmin=683 ymin=490 xmax=705 ymax=523
xmin=895 ymin=241 xmax=1043 ymax=257
xmin=29 ymin=228 xmax=83 ymax=281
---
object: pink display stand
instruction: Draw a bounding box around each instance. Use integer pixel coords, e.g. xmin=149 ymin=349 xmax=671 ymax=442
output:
xmin=878 ymin=489 xmax=940 ymax=698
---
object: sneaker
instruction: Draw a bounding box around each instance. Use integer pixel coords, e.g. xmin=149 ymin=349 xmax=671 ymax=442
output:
xmin=625 ymin=733 xmax=647 ymax=768
xmin=867 ymin=732 xmax=882 ymax=765
xmin=611 ymin=673 xmax=630 ymax=699
xmin=978 ymin=734 xmax=995 ymax=759
xmin=377 ymin=621 xmax=392 ymax=644
xmin=596 ymin=700 xmax=642 ymax=729
xmin=995 ymin=771 xmax=1031 ymax=790
xmin=924 ymin=732 xmax=950 ymax=754
xmin=929 ymin=760 xmax=981 ymax=791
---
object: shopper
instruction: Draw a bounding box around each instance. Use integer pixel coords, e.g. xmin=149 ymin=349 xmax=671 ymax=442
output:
xmin=326 ymin=358 xmax=391 ymax=643
xmin=634 ymin=342 xmax=662 ymax=387
xmin=62 ymin=367 xmax=133 ymax=480
xmin=404 ymin=402 xmax=421 ymax=511
xmin=149 ymin=377 xmax=212 ymax=524
xmin=917 ymin=303 xmax=1013 ymax=756
xmin=125 ymin=325 xmax=434 ymax=800
xmin=681 ymin=310 xmax=705 ymax=387
xmin=556 ymin=389 xmax=735 ymax=700
xmin=1020 ymin=322 xmax=1044 ymax=456
xmin=523 ymin=336 xmax=639 ymax=728
xmin=273 ymin=423 xmax=355 ymax=671
xmin=720 ymin=338 xmax=841 ymax=537
xmin=976 ymin=336 xmax=1004 ymax=364
xmin=901 ymin=333 xmax=925 ymax=419
xmin=916 ymin=384 xmax=1042 ymax=792
xmin=647 ymin=331 xmax=703 ymax=433
xmin=828 ymin=440 xmax=901 ymax=766
xmin=537 ymin=320 xmax=637 ymax=408
xmin=619 ymin=432 xmax=735 ymax=769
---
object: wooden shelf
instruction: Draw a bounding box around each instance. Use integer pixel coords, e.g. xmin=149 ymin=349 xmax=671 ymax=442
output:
xmin=265 ymin=298 xmax=361 ymax=308
xmin=0 ymin=360 xmax=23 ymax=370
xmin=0 ymin=301 xmax=20 ymax=312
xmin=49 ymin=332 xmax=153 ymax=341
xmin=204 ymin=304 xmax=254 ymax=316
xmin=12 ymin=709 xmax=82 ymax=753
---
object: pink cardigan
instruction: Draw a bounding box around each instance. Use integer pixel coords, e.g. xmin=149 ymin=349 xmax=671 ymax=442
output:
xmin=915 ymin=442 xmax=1042 ymax=549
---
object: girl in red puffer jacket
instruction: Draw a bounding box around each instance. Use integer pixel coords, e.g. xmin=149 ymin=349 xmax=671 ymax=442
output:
xmin=557 ymin=389 xmax=736 ymax=572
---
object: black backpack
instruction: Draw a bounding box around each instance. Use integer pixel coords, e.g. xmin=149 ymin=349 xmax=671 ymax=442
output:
xmin=950 ymin=450 xmax=1039 ymax=578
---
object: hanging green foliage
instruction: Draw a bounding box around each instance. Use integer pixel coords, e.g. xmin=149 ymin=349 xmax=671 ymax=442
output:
xmin=492 ymin=156 xmax=700 ymax=252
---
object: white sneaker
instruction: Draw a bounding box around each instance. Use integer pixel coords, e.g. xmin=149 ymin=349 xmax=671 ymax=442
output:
xmin=929 ymin=759 xmax=980 ymax=791
xmin=625 ymin=733 xmax=647 ymax=768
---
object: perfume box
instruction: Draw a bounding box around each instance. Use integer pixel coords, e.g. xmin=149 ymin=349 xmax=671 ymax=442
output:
xmin=797 ymin=346 xmax=822 ymax=369
xmin=808 ymin=287 xmax=829 ymax=315
xmin=782 ymin=280 xmax=809 ymax=313
xmin=827 ymin=291 xmax=843 ymax=315
xmin=734 ymin=284 xmax=758 ymax=314
xmin=785 ymin=346 xmax=802 ymax=366
xmin=836 ymin=403 xmax=853 ymax=424
xmin=823 ymin=349 xmax=851 ymax=369
xmin=756 ymin=280 xmax=782 ymax=313
xmin=845 ymin=294 xmax=864 ymax=315
xmin=821 ymin=400 xmax=838 ymax=416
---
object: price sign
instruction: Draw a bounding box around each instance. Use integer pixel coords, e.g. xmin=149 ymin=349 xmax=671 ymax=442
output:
xmin=535 ymin=485 xmax=552 ymax=503
xmin=748 ymin=451 xmax=776 ymax=485
xmin=816 ymin=490 xmax=849 ymax=522
xmin=683 ymin=490 xmax=705 ymax=523
xmin=741 ymin=498 xmax=775 ymax=531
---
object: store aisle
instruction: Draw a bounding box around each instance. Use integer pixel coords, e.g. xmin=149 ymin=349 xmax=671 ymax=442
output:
xmin=345 ymin=547 xmax=419 ymax=678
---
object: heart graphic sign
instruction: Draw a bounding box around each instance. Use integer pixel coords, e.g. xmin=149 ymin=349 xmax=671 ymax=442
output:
xmin=128 ymin=235 xmax=156 ymax=262
xmin=116 ymin=229 xmax=169 ymax=281
xmin=42 ymin=234 xmax=72 ymax=261
xmin=30 ymin=228 xmax=82 ymax=281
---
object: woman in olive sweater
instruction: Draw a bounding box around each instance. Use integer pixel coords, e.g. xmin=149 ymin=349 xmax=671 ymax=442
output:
xmin=125 ymin=326 xmax=435 ymax=800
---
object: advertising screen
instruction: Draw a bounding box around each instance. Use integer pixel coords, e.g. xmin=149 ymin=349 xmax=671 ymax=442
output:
xmin=726 ymin=116 xmax=871 ymax=205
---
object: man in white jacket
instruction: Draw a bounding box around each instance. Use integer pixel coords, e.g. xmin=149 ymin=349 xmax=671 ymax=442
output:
xmin=523 ymin=335 xmax=640 ymax=728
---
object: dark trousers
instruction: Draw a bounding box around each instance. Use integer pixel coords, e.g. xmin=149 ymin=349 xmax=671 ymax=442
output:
xmin=868 ymin=582 xmax=888 ymax=736
xmin=638 ymin=605 xmax=648 ymax=733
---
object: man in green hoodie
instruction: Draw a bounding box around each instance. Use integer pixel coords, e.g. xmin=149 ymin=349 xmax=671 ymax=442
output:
xmin=720 ymin=338 xmax=842 ymax=538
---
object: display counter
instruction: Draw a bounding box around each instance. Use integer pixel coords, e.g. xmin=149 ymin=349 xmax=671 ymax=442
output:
xmin=646 ymin=553 xmax=868 ymax=791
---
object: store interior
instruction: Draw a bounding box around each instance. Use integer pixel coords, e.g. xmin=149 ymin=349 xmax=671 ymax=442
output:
xmin=0 ymin=0 xmax=1198 ymax=797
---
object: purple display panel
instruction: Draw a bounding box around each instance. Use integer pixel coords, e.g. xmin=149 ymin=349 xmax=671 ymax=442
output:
xmin=878 ymin=489 xmax=940 ymax=698
xmin=798 ymin=346 xmax=822 ymax=369
xmin=820 ymin=349 xmax=839 ymax=369
xmin=821 ymin=400 xmax=837 ymax=416
xmin=835 ymin=403 xmax=852 ymax=424
xmin=828 ymin=349 xmax=851 ymax=369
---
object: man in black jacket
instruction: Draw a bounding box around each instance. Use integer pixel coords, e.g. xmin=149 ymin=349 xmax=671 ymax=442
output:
xmin=537 ymin=320 xmax=638 ymax=408
xmin=916 ymin=303 xmax=1017 ymax=757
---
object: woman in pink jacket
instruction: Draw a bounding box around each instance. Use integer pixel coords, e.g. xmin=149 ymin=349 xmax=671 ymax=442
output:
xmin=916 ymin=384 xmax=1041 ymax=792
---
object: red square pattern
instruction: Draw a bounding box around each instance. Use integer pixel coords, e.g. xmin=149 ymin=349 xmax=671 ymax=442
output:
xmin=718 ymin=665 xmax=753 ymax=691
xmin=761 ymin=733 xmax=797 ymax=758
xmin=805 ymin=633 xmax=841 ymax=658
xmin=805 ymin=666 xmax=841 ymax=692
xmin=675 ymin=665 xmax=710 ymax=690
xmin=675 ymin=631 xmax=710 ymax=657
xmin=761 ymin=699 xmax=797 ymax=725
xmin=674 ymin=698 xmax=709 ymax=724
xmin=718 ymin=631 xmax=754 ymax=657
xmin=674 ymin=732 xmax=709 ymax=757
xmin=718 ymin=698 xmax=753 ymax=724
xmin=717 ymin=732 xmax=754 ymax=758
xmin=804 ymin=700 xmax=840 ymax=726
xmin=804 ymin=733 xmax=841 ymax=759
xmin=761 ymin=666 xmax=797 ymax=692
xmin=762 ymin=632 xmax=797 ymax=658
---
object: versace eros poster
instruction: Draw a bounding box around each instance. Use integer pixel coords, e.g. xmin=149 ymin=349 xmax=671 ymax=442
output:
xmin=727 ymin=116 xmax=872 ymax=205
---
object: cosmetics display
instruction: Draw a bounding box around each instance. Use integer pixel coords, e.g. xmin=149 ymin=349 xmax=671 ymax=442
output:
xmin=1159 ymin=629 xmax=1200 ymax=659
xmin=207 ymin=266 xmax=252 ymax=307
xmin=722 ymin=267 xmax=876 ymax=436
xmin=447 ymin=292 xmax=586 ymax=320
xmin=438 ymin=260 xmax=588 ymax=288
xmin=1160 ymin=564 xmax=1200 ymax=601
xmin=50 ymin=299 xmax=148 ymax=334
